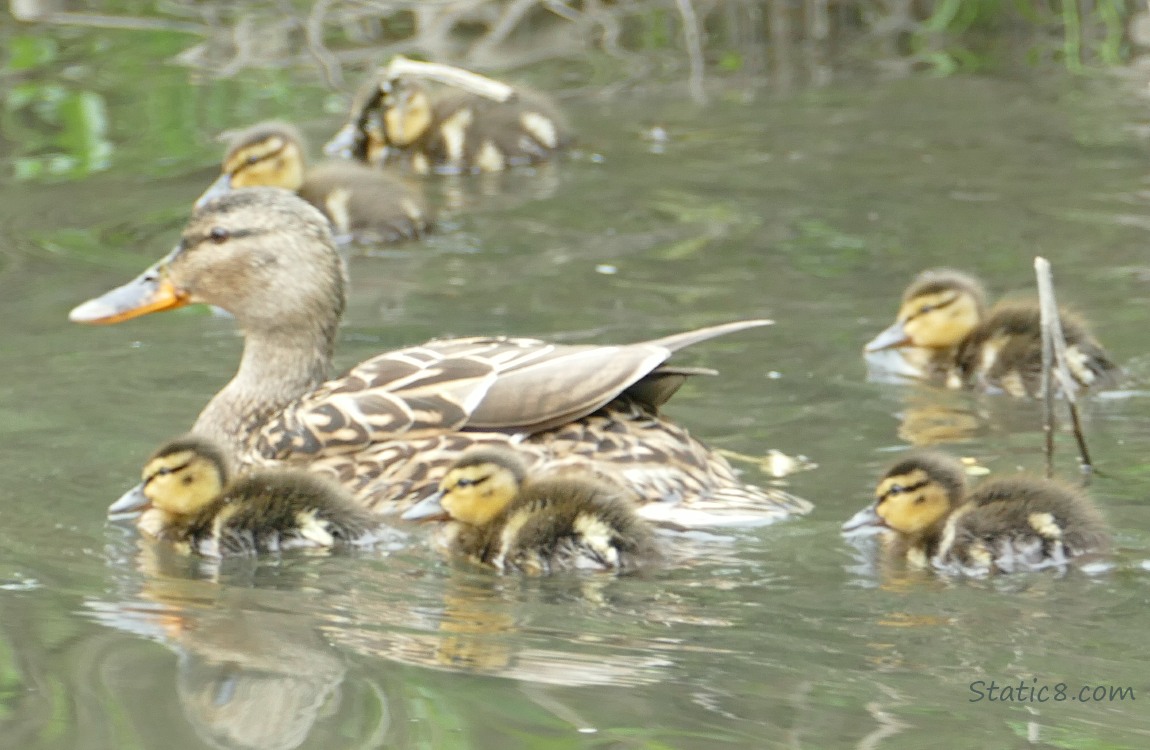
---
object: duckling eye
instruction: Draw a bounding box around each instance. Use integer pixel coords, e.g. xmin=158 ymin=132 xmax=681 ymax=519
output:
xmin=919 ymin=305 xmax=935 ymax=314
xmin=246 ymin=154 xmax=261 ymax=165
xmin=455 ymin=478 xmax=475 ymax=488
xmin=888 ymin=484 xmax=904 ymax=495
xmin=209 ymin=227 xmax=230 ymax=243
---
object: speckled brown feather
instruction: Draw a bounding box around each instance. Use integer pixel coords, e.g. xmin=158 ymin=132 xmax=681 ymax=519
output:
xmin=952 ymin=300 xmax=1118 ymax=396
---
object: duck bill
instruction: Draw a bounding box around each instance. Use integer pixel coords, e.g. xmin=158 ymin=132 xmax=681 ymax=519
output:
xmin=864 ymin=321 xmax=911 ymax=353
xmin=401 ymin=491 xmax=448 ymax=522
xmin=323 ymin=123 xmax=360 ymax=158
xmin=108 ymin=482 xmax=149 ymax=517
xmin=194 ymin=173 xmax=233 ymax=209
xmin=68 ymin=252 xmax=189 ymax=325
xmin=841 ymin=504 xmax=885 ymax=534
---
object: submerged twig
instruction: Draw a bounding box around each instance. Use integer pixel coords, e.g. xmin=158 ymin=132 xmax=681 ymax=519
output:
xmin=675 ymin=0 xmax=707 ymax=104
xmin=1035 ymin=256 xmax=1093 ymax=479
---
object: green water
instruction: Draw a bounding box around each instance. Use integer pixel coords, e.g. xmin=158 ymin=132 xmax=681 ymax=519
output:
xmin=4 ymin=22 xmax=1150 ymax=750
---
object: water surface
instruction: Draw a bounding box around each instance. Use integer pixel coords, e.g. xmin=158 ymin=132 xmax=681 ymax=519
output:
xmin=4 ymin=37 xmax=1150 ymax=750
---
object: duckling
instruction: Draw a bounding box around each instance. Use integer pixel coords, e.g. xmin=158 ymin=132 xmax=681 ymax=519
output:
xmin=842 ymin=450 xmax=1110 ymax=575
xmin=196 ymin=121 xmax=430 ymax=243
xmin=401 ymin=447 xmax=661 ymax=574
xmin=324 ymin=72 xmax=571 ymax=175
xmin=864 ymin=268 xmax=1117 ymax=396
xmin=116 ymin=434 xmax=389 ymax=558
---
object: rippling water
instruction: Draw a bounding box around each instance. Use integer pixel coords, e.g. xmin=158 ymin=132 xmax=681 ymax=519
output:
xmin=3 ymin=35 xmax=1150 ymax=749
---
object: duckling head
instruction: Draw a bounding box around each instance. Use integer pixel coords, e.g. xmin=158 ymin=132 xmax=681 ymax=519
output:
xmin=70 ymin=189 xmax=344 ymax=341
xmin=843 ymin=450 xmax=967 ymax=537
xmin=139 ymin=435 xmax=230 ymax=517
xmin=401 ymin=447 xmax=527 ymax=525
xmin=196 ymin=122 xmax=307 ymax=208
xmin=324 ymin=75 xmax=433 ymax=160
xmin=866 ymin=269 xmax=987 ymax=353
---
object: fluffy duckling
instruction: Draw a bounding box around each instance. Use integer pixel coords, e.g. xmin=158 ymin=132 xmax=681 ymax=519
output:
xmin=113 ymin=435 xmax=389 ymax=558
xmin=324 ymin=73 xmax=571 ymax=175
xmin=401 ymin=447 xmax=660 ymax=574
xmin=865 ymin=269 xmax=1117 ymax=396
xmin=842 ymin=450 xmax=1110 ymax=575
xmin=196 ymin=121 xmax=430 ymax=243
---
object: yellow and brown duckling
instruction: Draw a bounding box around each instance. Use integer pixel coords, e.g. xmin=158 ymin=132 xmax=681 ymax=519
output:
xmin=842 ymin=450 xmax=1110 ymax=575
xmin=111 ymin=434 xmax=390 ymax=558
xmin=324 ymin=72 xmax=570 ymax=175
xmin=402 ymin=447 xmax=661 ymax=574
xmin=864 ymin=269 xmax=1118 ymax=396
xmin=196 ymin=120 xmax=430 ymax=243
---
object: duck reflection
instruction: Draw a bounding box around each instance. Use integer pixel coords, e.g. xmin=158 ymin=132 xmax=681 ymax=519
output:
xmin=87 ymin=537 xmax=387 ymax=750
xmin=323 ymin=567 xmax=672 ymax=687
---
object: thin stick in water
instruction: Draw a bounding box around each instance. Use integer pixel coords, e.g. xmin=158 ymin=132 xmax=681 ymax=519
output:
xmin=382 ymin=56 xmax=516 ymax=102
xmin=1034 ymin=256 xmax=1094 ymax=478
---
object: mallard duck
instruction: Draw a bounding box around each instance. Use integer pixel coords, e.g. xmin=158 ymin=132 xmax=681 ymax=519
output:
xmin=196 ymin=120 xmax=430 ymax=243
xmin=324 ymin=72 xmax=570 ymax=175
xmin=842 ymin=450 xmax=1110 ymax=574
xmin=402 ymin=446 xmax=660 ymax=573
xmin=70 ymin=189 xmax=811 ymax=528
xmin=112 ymin=434 xmax=389 ymax=557
xmin=864 ymin=269 xmax=1118 ymax=396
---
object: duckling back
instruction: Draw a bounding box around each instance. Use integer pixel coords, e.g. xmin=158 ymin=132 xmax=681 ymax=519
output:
xmin=299 ymin=161 xmax=431 ymax=243
xmin=177 ymin=470 xmax=388 ymax=558
xmin=472 ymin=477 xmax=660 ymax=574
xmin=385 ymin=88 xmax=570 ymax=175
xmin=952 ymin=302 xmax=1118 ymax=396
xmin=934 ymin=476 xmax=1110 ymax=574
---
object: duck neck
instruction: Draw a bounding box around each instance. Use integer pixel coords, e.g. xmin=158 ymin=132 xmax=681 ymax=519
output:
xmin=193 ymin=321 xmax=335 ymax=458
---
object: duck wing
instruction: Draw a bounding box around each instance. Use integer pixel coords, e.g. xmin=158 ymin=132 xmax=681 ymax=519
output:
xmin=256 ymin=320 xmax=770 ymax=461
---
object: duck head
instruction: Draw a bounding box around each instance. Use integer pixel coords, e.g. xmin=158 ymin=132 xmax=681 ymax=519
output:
xmin=402 ymin=446 xmax=527 ymax=525
xmin=843 ymin=450 xmax=967 ymax=537
xmin=866 ymin=269 xmax=986 ymax=353
xmin=196 ymin=122 xmax=307 ymax=207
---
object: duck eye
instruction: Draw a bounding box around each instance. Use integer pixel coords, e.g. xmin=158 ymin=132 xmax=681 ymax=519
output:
xmin=888 ymin=484 xmax=904 ymax=495
xmin=919 ymin=305 xmax=934 ymax=314
xmin=209 ymin=227 xmax=230 ymax=243
xmin=455 ymin=478 xmax=474 ymax=488
xmin=156 ymin=467 xmax=172 ymax=476
xmin=246 ymin=154 xmax=261 ymax=165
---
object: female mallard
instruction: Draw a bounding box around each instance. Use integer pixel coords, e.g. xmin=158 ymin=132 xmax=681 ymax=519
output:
xmin=324 ymin=71 xmax=570 ymax=174
xmin=864 ymin=268 xmax=1117 ymax=396
xmin=70 ymin=189 xmax=810 ymax=528
xmin=842 ymin=450 xmax=1109 ymax=574
xmin=402 ymin=446 xmax=661 ymax=573
xmin=196 ymin=120 xmax=430 ymax=244
xmin=116 ymin=434 xmax=389 ymax=558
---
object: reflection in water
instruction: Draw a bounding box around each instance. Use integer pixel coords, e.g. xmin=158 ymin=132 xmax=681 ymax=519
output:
xmin=325 ymin=569 xmax=673 ymax=687
xmin=85 ymin=537 xmax=387 ymax=750
xmin=893 ymin=389 xmax=986 ymax=446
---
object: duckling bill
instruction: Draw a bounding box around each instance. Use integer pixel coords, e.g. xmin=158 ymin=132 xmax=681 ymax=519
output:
xmin=197 ymin=120 xmax=431 ymax=243
xmin=402 ymin=446 xmax=661 ymax=574
xmin=116 ymin=434 xmax=390 ymax=558
xmin=843 ymin=450 xmax=1110 ymax=575
xmin=865 ymin=268 xmax=1118 ymax=396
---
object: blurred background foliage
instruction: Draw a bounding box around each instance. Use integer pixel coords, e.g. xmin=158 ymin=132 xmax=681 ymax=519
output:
xmin=3 ymin=0 xmax=1150 ymax=182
